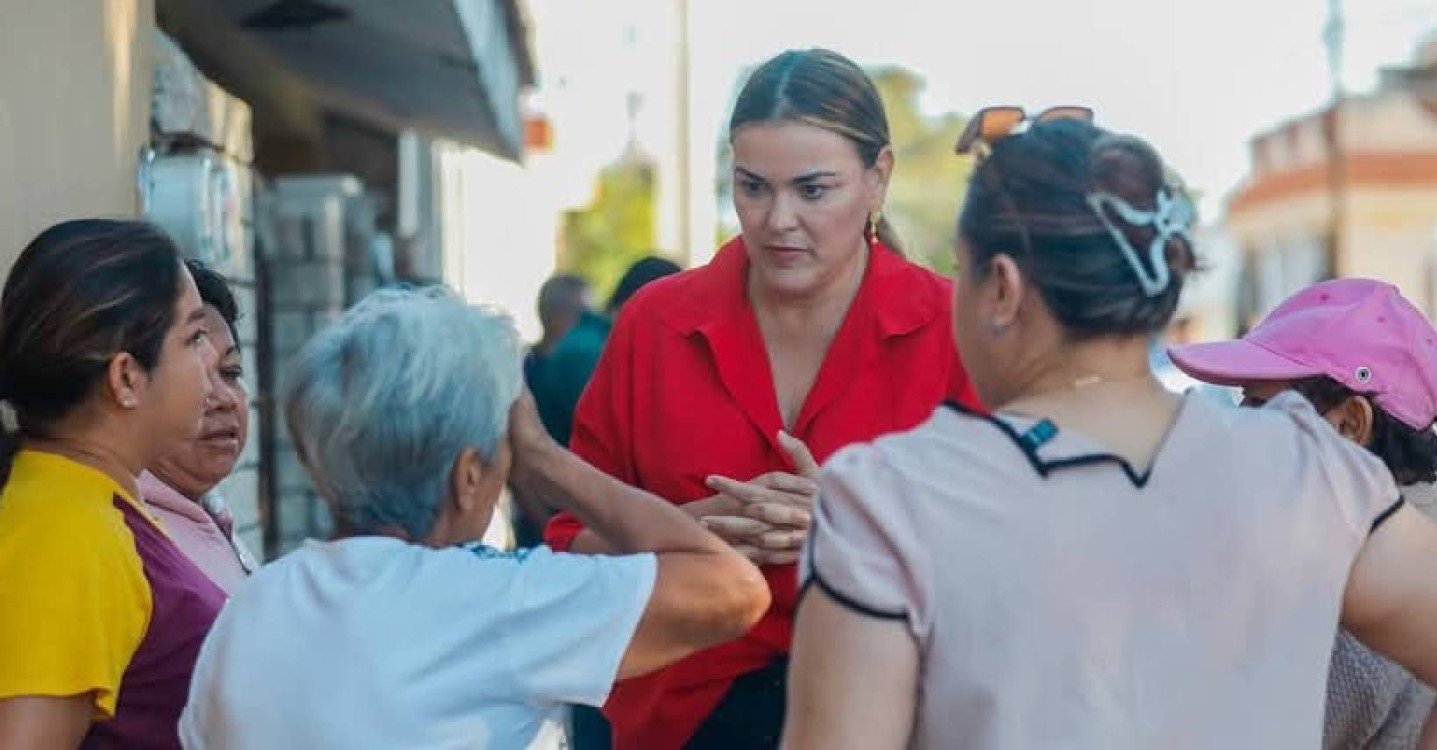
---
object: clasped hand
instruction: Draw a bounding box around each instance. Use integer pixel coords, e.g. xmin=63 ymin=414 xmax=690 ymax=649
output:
xmin=688 ymin=431 xmax=820 ymax=566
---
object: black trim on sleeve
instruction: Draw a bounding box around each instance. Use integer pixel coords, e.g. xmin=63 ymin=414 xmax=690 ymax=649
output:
xmin=1370 ymin=497 xmax=1406 ymax=534
xmin=797 ymin=573 xmax=908 ymax=621
xmin=797 ymin=522 xmax=908 ymax=621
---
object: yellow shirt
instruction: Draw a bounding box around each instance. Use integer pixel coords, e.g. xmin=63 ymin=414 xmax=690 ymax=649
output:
xmin=0 ymin=450 xmax=151 ymax=718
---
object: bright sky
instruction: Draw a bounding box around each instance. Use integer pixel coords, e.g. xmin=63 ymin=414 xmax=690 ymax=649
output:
xmin=530 ymin=0 xmax=1437 ymax=219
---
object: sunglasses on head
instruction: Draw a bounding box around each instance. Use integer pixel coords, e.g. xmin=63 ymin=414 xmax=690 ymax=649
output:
xmin=954 ymin=105 xmax=1095 ymax=159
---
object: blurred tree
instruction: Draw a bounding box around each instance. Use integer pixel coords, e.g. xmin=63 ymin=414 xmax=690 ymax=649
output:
xmin=870 ymin=67 xmax=972 ymax=275
xmin=560 ymin=153 xmax=658 ymax=299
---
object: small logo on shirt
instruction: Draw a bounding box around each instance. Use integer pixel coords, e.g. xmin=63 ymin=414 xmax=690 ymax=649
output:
xmin=1018 ymin=419 xmax=1059 ymax=452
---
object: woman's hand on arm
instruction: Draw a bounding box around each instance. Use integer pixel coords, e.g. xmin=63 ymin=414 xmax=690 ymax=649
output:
xmin=547 ymin=424 xmax=822 ymax=562
xmin=0 ymin=694 xmax=93 ymax=750
xmin=780 ymin=587 xmax=918 ymax=749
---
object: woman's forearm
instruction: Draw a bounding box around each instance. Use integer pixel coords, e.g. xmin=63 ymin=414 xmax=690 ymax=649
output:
xmin=511 ymin=439 xmax=726 ymax=556
xmin=564 ymin=527 xmax=615 ymax=553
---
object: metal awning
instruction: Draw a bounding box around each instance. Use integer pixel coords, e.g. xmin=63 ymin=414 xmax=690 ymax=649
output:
xmin=201 ymin=0 xmax=535 ymax=159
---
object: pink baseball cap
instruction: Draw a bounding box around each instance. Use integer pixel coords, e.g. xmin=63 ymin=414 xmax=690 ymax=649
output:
xmin=1169 ymin=278 xmax=1437 ymax=430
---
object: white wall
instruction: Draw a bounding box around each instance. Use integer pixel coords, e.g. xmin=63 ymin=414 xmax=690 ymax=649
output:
xmin=436 ymin=143 xmax=558 ymax=342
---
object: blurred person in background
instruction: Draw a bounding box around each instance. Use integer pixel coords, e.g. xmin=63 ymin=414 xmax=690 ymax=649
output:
xmin=516 ymin=274 xmax=611 ymax=548
xmin=179 ymin=287 xmax=769 ymax=749
xmin=783 ymin=111 xmax=1437 ymax=748
xmin=544 ymin=48 xmax=981 ymax=749
xmin=0 ymin=219 xmax=219 ymax=749
xmin=606 ymin=255 xmax=683 ymax=316
xmin=528 ymin=273 xmax=608 ymax=447
xmin=139 ymin=259 xmax=258 ymax=593
xmin=1171 ymin=278 xmax=1437 ymax=749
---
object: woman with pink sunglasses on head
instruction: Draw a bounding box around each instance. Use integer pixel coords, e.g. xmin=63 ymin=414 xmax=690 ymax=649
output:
xmin=1172 ymin=278 xmax=1437 ymax=750
xmin=782 ymin=109 xmax=1437 ymax=750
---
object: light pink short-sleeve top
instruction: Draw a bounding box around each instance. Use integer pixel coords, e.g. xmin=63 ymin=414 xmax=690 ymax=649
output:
xmin=802 ymin=391 xmax=1401 ymax=750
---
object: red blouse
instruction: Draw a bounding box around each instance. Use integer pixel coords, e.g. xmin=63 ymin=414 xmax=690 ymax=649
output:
xmin=545 ymin=237 xmax=981 ymax=748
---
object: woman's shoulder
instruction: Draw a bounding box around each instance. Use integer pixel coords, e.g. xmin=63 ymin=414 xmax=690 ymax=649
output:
xmin=611 ymin=242 xmax=746 ymax=334
xmin=615 ymin=265 xmax=703 ymax=315
xmin=0 ymin=452 xmax=150 ymax=605
xmin=812 ymin=407 xmax=1006 ymax=601
xmin=1259 ymin=391 xmax=1397 ymax=485
xmin=871 ymin=245 xmax=952 ymax=288
xmin=823 ymin=405 xmax=998 ymax=489
xmin=893 ymin=261 xmax=953 ymax=312
xmin=1202 ymin=390 xmax=1373 ymax=457
xmin=1184 ymin=392 xmax=1400 ymax=535
xmin=862 ymin=249 xmax=954 ymax=338
xmin=0 ymin=450 xmax=135 ymax=535
xmin=889 ymin=252 xmax=953 ymax=290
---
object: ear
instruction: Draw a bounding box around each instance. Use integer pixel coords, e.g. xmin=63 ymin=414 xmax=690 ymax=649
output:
xmin=105 ymin=352 xmax=148 ymax=410
xmin=1331 ymin=395 xmax=1376 ymax=446
xmin=449 ymin=446 xmax=485 ymax=514
xmin=986 ymin=254 xmax=1026 ymax=329
xmin=868 ymin=146 xmax=895 ymax=207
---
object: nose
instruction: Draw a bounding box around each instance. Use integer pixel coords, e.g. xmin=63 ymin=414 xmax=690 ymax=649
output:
xmin=203 ymin=364 xmax=235 ymax=412
xmin=765 ymin=191 xmax=800 ymax=234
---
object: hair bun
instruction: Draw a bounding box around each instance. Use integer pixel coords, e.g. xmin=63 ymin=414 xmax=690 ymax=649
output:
xmin=958 ymin=119 xmax=1197 ymax=339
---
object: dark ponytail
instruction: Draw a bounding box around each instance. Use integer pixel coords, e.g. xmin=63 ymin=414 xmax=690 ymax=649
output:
xmin=0 ymin=219 xmax=183 ymax=485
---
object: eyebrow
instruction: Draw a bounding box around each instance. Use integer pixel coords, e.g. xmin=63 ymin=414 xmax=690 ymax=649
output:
xmin=186 ymin=307 xmax=209 ymax=325
xmin=733 ymin=167 xmax=839 ymax=184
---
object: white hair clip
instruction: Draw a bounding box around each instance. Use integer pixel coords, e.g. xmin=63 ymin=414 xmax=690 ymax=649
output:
xmin=1085 ymin=188 xmax=1195 ymax=297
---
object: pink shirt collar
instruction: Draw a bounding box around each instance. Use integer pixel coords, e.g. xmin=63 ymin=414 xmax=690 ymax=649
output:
xmin=141 ymin=471 xmax=213 ymax=525
xmin=138 ymin=471 xmax=252 ymax=593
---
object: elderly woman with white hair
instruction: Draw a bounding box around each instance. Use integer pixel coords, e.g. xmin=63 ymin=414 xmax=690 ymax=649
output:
xmin=178 ymin=286 xmax=770 ymax=750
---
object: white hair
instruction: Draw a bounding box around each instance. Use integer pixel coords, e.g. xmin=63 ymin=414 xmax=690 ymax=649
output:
xmin=284 ymin=285 xmax=523 ymax=539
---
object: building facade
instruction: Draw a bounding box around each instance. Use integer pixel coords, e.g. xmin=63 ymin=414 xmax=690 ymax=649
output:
xmin=1225 ymin=37 xmax=1437 ymax=329
xmin=0 ymin=0 xmax=535 ymax=557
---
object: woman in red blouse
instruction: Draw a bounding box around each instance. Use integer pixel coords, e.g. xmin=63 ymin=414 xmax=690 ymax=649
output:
xmin=545 ymin=48 xmax=981 ymax=749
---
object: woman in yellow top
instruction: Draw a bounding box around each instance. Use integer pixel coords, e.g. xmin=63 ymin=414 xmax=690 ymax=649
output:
xmin=0 ymin=219 xmax=219 ymax=749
